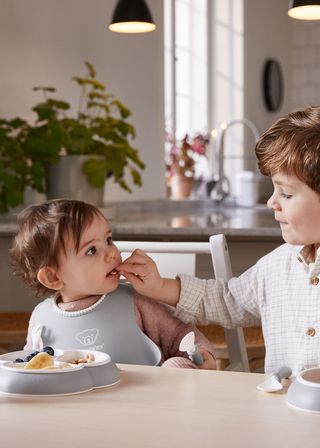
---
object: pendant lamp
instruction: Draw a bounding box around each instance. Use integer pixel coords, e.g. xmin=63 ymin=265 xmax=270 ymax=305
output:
xmin=288 ymin=0 xmax=320 ymax=19
xmin=109 ymin=0 xmax=156 ymax=33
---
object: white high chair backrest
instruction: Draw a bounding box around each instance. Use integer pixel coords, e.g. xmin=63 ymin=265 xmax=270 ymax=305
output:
xmin=117 ymin=241 xmax=210 ymax=278
xmin=115 ymin=235 xmax=250 ymax=372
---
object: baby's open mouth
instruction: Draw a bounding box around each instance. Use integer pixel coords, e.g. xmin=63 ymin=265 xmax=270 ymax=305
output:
xmin=107 ymin=268 xmax=119 ymax=277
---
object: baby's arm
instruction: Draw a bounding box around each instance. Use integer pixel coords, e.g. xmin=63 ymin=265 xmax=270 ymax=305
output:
xmin=117 ymin=249 xmax=180 ymax=306
xmin=134 ymin=294 xmax=216 ymax=370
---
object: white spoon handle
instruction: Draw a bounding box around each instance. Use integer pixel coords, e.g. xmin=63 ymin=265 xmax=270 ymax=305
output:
xmin=188 ymin=348 xmax=203 ymax=366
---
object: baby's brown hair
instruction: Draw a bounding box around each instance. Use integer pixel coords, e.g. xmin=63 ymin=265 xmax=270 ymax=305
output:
xmin=255 ymin=105 xmax=320 ymax=193
xmin=10 ymin=199 xmax=106 ymax=297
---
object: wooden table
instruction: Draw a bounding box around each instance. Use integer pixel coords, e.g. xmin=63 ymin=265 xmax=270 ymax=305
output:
xmin=0 ymin=364 xmax=319 ymax=448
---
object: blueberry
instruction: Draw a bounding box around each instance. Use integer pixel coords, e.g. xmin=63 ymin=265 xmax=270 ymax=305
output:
xmin=42 ymin=346 xmax=54 ymax=356
xmin=14 ymin=358 xmax=24 ymax=363
xmin=24 ymin=351 xmax=39 ymax=362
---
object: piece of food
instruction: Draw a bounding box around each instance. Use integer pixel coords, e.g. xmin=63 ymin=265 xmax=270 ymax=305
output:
xmin=41 ymin=346 xmax=55 ymax=356
xmin=24 ymin=351 xmax=40 ymax=362
xmin=77 ymin=358 xmax=87 ymax=364
xmin=71 ymin=352 xmax=95 ymax=364
xmin=24 ymin=352 xmax=54 ymax=369
xmin=85 ymin=352 xmax=95 ymax=362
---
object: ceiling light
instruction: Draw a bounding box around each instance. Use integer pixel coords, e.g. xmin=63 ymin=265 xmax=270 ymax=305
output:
xmin=288 ymin=0 xmax=320 ymax=20
xmin=109 ymin=0 xmax=156 ymax=33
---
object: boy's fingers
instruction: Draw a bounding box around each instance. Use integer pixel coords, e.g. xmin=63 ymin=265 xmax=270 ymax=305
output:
xmin=124 ymin=249 xmax=148 ymax=260
xmin=117 ymin=263 xmax=150 ymax=278
xmin=120 ymin=253 xmax=150 ymax=265
xmin=121 ymin=272 xmax=143 ymax=286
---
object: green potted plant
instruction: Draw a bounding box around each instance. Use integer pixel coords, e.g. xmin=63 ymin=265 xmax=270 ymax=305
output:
xmin=0 ymin=61 xmax=145 ymax=213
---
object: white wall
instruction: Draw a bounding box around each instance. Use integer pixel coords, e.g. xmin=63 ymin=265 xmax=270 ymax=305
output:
xmin=244 ymin=0 xmax=291 ymax=199
xmin=291 ymin=20 xmax=320 ymax=110
xmin=0 ymin=0 xmax=166 ymax=202
xmin=244 ymin=0 xmax=291 ymax=133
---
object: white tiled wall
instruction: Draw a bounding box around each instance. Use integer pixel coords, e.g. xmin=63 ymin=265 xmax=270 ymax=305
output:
xmin=291 ymin=21 xmax=320 ymax=110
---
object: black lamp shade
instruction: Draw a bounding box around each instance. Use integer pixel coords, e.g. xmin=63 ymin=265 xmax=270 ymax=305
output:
xmin=288 ymin=0 xmax=320 ymax=19
xmin=109 ymin=0 xmax=156 ymax=33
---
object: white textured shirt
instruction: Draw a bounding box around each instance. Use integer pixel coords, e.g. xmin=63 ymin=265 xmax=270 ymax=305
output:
xmin=175 ymin=243 xmax=320 ymax=375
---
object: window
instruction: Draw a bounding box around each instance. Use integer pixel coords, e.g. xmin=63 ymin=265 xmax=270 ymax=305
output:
xmin=165 ymin=0 xmax=245 ymax=195
xmin=165 ymin=0 xmax=208 ymax=139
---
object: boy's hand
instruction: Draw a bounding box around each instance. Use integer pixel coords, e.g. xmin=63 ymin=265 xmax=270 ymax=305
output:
xmin=116 ymin=249 xmax=180 ymax=306
xmin=198 ymin=348 xmax=216 ymax=370
xmin=116 ymin=249 xmax=163 ymax=296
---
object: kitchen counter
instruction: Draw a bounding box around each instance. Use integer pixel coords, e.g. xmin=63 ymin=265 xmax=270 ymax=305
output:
xmin=110 ymin=199 xmax=281 ymax=242
xmin=0 ymin=199 xmax=282 ymax=241
xmin=0 ymin=199 xmax=282 ymax=242
xmin=0 ymin=199 xmax=281 ymax=242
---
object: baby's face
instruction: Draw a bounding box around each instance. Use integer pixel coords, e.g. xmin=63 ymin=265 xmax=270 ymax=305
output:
xmin=268 ymin=171 xmax=320 ymax=247
xmin=56 ymin=215 xmax=122 ymax=302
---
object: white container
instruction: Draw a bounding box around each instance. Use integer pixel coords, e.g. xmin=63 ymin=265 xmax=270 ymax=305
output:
xmin=236 ymin=170 xmax=259 ymax=207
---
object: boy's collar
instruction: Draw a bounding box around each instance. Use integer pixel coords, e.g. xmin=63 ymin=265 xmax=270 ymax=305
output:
xmin=297 ymin=244 xmax=320 ymax=264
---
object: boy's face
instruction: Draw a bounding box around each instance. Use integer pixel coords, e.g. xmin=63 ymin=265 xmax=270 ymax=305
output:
xmin=267 ymin=171 xmax=320 ymax=246
xmin=56 ymin=214 xmax=122 ymax=302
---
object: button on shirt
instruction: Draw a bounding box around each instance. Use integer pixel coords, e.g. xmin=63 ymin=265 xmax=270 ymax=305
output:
xmin=310 ymin=276 xmax=319 ymax=286
xmin=306 ymin=327 xmax=316 ymax=337
xmin=175 ymin=243 xmax=320 ymax=375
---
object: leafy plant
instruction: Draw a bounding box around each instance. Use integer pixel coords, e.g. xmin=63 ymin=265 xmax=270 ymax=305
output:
xmin=0 ymin=61 xmax=145 ymax=213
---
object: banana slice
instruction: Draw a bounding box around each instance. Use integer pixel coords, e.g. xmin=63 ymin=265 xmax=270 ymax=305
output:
xmin=24 ymin=352 xmax=54 ymax=369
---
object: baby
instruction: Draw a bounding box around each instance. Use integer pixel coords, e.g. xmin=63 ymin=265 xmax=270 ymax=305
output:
xmin=10 ymin=199 xmax=216 ymax=370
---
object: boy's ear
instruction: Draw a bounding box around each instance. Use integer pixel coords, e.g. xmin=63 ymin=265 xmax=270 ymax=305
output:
xmin=37 ymin=267 xmax=63 ymax=291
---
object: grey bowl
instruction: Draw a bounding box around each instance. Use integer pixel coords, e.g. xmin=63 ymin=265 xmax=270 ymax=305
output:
xmin=287 ymin=367 xmax=320 ymax=413
xmin=56 ymin=349 xmax=120 ymax=389
xmin=0 ymin=349 xmax=120 ymax=396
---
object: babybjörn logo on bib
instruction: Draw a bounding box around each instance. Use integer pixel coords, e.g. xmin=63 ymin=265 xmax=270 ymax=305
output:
xmin=75 ymin=328 xmax=99 ymax=346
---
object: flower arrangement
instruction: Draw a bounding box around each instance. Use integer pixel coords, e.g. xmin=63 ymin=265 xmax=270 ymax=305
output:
xmin=166 ymin=133 xmax=210 ymax=179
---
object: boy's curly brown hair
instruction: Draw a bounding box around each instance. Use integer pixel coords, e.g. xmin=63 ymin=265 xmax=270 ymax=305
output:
xmin=255 ymin=105 xmax=320 ymax=193
xmin=10 ymin=199 xmax=106 ymax=298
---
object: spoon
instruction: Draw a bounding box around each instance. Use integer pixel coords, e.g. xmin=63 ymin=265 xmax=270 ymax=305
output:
xmin=256 ymin=366 xmax=292 ymax=393
xmin=179 ymin=331 xmax=203 ymax=366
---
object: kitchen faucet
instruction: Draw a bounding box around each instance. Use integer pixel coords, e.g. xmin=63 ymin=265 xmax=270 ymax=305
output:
xmin=211 ymin=118 xmax=260 ymax=201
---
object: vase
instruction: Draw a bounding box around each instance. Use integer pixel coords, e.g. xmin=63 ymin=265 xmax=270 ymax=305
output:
xmin=47 ymin=155 xmax=104 ymax=206
xmin=170 ymin=174 xmax=194 ymax=199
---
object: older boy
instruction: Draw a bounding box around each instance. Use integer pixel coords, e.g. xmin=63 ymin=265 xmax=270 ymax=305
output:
xmin=118 ymin=106 xmax=320 ymax=375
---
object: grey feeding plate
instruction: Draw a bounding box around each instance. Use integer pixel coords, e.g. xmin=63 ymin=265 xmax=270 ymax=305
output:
xmin=0 ymin=349 xmax=120 ymax=396
xmin=287 ymin=368 xmax=320 ymax=414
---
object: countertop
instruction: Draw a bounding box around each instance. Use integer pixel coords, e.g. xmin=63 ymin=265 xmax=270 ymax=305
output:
xmin=0 ymin=199 xmax=282 ymax=242
xmin=110 ymin=199 xmax=281 ymax=242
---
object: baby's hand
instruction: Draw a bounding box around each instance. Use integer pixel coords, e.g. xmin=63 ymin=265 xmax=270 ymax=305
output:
xmin=116 ymin=249 xmax=165 ymax=298
xmin=198 ymin=348 xmax=216 ymax=370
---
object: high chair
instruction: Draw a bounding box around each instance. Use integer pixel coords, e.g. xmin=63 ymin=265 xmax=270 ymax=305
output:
xmin=116 ymin=234 xmax=262 ymax=372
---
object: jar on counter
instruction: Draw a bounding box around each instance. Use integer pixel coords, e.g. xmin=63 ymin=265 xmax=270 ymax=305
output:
xmin=236 ymin=170 xmax=259 ymax=207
